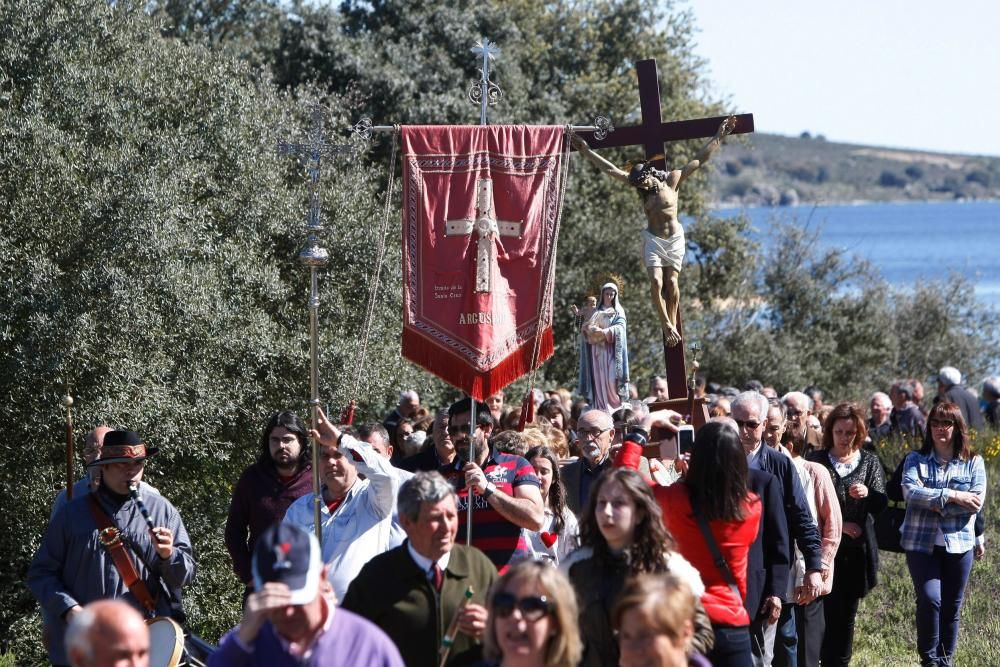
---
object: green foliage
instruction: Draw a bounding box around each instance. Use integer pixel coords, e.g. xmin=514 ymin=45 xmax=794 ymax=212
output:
xmin=966 ymin=169 xmax=991 ymax=187
xmin=788 ymin=163 xmax=822 ymax=183
xmin=147 ymin=0 xmax=727 ymax=393
xmin=710 ymin=133 xmax=1000 ymax=205
xmin=684 ymin=210 xmax=998 ymax=400
xmin=683 ymin=213 xmax=757 ymax=306
xmin=1 ymin=0 xmax=433 ymax=659
xmin=687 ymin=212 xmax=890 ymax=397
xmin=880 ymin=169 xmax=906 ymax=187
xmin=890 ymin=275 xmax=1000 ymax=384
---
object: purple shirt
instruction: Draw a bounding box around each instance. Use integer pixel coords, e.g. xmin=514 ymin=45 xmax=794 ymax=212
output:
xmin=210 ymin=606 xmax=404 ymax=667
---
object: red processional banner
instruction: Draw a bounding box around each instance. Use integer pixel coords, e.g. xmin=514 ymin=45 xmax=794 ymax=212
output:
xmin=400 ymin=125 xmax=566 ymax=400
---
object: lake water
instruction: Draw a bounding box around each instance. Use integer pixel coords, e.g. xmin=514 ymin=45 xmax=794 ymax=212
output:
xmin=707 ymin=200 xmax=1000 ymax=307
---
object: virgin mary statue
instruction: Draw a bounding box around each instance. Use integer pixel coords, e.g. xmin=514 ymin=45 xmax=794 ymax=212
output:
xmin=577 ymin=282 xmax=630 ymax=411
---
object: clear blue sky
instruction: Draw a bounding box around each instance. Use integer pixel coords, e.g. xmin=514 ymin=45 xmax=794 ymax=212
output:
xmin=686 ymin=1 xmax=998 ymax=157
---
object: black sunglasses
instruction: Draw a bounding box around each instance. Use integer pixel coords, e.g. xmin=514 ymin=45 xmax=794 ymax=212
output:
xmin=491 ymin=592 xmax=551 ymax=621
xmin=447 ymin=423 xmax=482 ymax=435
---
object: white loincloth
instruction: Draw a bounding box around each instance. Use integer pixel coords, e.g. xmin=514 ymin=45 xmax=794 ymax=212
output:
xmin=641 ymin=228 xmax=685 ymax=271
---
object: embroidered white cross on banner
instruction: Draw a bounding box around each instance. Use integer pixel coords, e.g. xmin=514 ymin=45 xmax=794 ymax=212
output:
xmin=445 ymin=179 xmax=523 ymax=294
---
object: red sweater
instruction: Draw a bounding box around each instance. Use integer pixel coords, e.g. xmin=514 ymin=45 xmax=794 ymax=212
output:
xmin=224 ymin=461 xmax=313 ymax=584
xmin=657 ymin=482 xmax=761 ymax=627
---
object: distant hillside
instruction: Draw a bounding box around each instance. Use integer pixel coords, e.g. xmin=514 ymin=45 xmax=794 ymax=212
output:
xmin=707 ymin=132 xmax=1000 ymax=207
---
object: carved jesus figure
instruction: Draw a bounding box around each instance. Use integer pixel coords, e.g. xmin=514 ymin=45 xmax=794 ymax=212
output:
xmin=571 ymin=115 xmax=737 ymax=346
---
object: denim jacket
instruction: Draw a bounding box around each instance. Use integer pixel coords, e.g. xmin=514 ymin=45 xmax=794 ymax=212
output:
xmin=900 ymin=451 xmax=986 ymax=554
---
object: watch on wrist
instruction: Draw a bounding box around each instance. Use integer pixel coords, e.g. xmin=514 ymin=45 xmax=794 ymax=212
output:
xmin=482 ymin=481 xmax=496 ymax=499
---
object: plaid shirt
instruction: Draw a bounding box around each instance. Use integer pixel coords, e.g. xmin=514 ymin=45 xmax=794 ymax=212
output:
xmin=900 ymin=451 xmax=986 ymax=554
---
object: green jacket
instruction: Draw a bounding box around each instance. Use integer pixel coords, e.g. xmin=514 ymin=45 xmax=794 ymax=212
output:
xmin=341 ymin=542 xmax=497 ymax=667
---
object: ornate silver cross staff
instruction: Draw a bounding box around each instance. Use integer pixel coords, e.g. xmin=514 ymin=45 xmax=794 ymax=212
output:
xmin=278 ymin=103 xmax=356 ymax=541
xmin=469 ymin=37 xmax=502 ymax=125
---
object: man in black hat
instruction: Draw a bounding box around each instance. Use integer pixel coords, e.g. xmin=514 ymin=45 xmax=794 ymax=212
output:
xmin=28 ymin=430 xmax=196 ymax=667
xmin=210 ymin=522 xmax=404 ymax=666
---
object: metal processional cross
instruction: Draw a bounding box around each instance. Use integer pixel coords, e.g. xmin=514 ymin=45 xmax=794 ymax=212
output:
xmin=470 ymin=38 xmax=502 ymax=125
xmin=277 ymin=104 xmax=356 ymax=542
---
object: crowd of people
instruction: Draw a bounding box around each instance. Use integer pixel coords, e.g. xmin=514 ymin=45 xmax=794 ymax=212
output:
xmin=28 ymin=363 xmax=992 ymax=666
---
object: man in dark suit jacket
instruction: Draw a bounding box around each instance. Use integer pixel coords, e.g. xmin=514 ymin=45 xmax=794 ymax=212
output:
xmin=744 ymin=468 xmax=792 ymax=626
xmin=561 ymin=408 xmax=616 ymax=516
xmin=935 ymin=366 xmax=986 ymax=430
xmin=733 ymin=392 xmax=823 ymax=667
xmin=342 ymin=471 xmax=496 ymax=667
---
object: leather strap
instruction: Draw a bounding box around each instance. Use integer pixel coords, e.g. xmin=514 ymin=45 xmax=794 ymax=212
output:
xmin=87 ymin=494 xmax=157 ymax=613
xmin=690 ymin=498 xmax=743 ymax=603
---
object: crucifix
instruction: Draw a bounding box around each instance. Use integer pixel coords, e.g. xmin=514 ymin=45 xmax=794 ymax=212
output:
xmin=278 ymin=103 xmax=356 ymax=541
xmin=445 ymin=179 xmax=523 ymax=293
xmin=573 ymin=59 xmax=754 ymax=408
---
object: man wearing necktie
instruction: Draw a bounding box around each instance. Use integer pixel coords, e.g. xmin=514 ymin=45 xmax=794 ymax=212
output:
xmin=342 ymin=471 xmax=498 ymax=667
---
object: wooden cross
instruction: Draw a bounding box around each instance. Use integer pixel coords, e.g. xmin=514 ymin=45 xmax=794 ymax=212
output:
xmin=574 ymin=59 xmax=754 ymax=403
xmin=445 ymin=179 xmax=523 ymax=293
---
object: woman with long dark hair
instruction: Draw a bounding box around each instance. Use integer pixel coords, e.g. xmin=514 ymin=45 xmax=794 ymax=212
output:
xmin=561 ymin=468 xmax=712 ymax=667
xmin=523 ymin=445 xmax=578 ymax=564
xmin=901 ymin=401 xmax=986 ymax=667
xmin=658 ymin=421 xmax=761 ymax=667
xmin=806 ymin=402 xmax=887 ymax=667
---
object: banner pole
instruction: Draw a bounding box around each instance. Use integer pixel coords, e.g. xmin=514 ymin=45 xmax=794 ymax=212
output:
xmin=467 ymin=398 xmax=476 ymax=546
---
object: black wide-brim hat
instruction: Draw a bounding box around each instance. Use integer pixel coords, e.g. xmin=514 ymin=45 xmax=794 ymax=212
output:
xmin=87 ymin=429 xmax=159 ymax=466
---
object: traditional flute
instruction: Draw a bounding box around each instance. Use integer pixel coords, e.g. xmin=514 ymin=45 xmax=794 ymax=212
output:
xmin=128 ymin=481 xmax=156 ymax=535
xmin=438 ymin=586 xmax=474 ymax=667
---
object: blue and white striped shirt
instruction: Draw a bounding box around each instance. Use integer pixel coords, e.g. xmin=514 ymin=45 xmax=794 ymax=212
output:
xmin=900 ymin=450 xmax=986 ymax=554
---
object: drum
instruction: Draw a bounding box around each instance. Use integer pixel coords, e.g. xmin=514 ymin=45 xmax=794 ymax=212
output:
xmin=147 ymin=616 xmax=184 ymax=667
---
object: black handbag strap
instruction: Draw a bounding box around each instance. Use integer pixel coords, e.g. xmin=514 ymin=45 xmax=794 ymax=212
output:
xmin=690 ymin=498 xmax=742 ymax=602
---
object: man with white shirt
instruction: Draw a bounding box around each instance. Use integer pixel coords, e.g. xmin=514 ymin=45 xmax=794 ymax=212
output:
xmin=342 ymin=472 xmax=496 ymax=667
xmin=354 ymin=421 xmax=414 ymax=549
xmin=282 ymin=409 xmax=401 ymax=603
